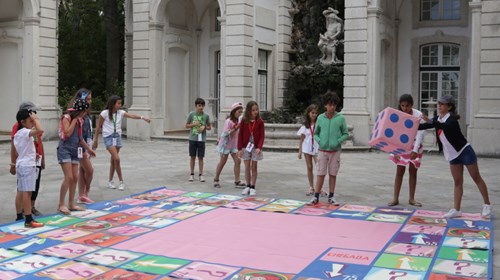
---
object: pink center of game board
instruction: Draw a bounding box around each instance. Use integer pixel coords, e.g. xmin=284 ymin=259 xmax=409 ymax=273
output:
xmin=114 ymin=208 xmax=400 ymax=273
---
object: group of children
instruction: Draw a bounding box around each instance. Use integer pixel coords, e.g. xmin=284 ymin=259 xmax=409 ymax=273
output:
xmin=12 ymin=91 xmax=150 ymax=227
xmin=11 ymin=89 xmax=492 ymax=228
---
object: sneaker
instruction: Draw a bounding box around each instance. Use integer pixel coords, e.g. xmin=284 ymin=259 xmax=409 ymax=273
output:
xmin=31 ymin=207 xmax=42 ymax=216
xmin=443 ymin=208 xmax=462 ymax=219
xmin=242 ymin=187 xmax=250 ymax=195
xmin=249 ymin=189 xmax=256 ymax=196
xmin=482 ymin=204 xmax=492 ymax=218
xmin=328 ymin=197 xmax=340 ymax=206
xmin=188 ymin=174 xmax=194 ymax=182
xmin=118 ymin=181 xmax=125 ymax=191
xmin=25 ymin=220 xmax=44 ymax=228
xmin=107 ymin=181 xmax=116 ymax=189
xmin=307 ymin=197 xmax=319 ymax=205
xmin=77 ymin=196 xmax=94 ymax=204
xmin=199 ymin=175 xmax=205 ymax=182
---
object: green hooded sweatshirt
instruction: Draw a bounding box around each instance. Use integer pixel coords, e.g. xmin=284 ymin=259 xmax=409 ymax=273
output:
xmin=313 ymin=112 xmax=349 ymax=151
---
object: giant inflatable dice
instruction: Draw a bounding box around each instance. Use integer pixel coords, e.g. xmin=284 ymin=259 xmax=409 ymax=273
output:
xmin=369 ymin=107 xmax=419 ymax=154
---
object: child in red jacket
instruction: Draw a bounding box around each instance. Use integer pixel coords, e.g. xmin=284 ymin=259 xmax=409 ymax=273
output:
xmin=238 ymin=101 xmax=265 ymax=196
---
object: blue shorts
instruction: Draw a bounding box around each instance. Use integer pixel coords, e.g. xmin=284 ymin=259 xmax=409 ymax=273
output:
xmin=189 ymin=140 xmax=205 ymax=158
xmin=57 ymin=145 xmax=80 ymax=164
xmin=104 ymin=133 xmax=123 ymax=149
xmin=450 ymin=145 xmax=477 ymax=165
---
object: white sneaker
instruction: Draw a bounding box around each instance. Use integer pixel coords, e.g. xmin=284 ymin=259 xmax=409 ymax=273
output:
xmin=249 ymin=188 xmax=256 ymax=196
xmin=188 ymin=174 xmax=194 ymax=182
xmin=107 ymin=181 xmax=116 ymax=189
xmin=118 ymin=181 xmax=125 ymax=191
xmin=307 ymin=196 xmax=319 ymax=205
xmin=482 ymin=204 xmax=492 ymax=218
xmin=242 ymin=187 xmax=250 ymax=195
xmin=199 ymin=175 xmax=205 ymax=182
xmin=443 ymin=208 xmax=462 ymax=219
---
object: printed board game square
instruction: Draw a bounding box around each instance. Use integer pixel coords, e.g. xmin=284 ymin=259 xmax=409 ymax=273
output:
xmin=169 ymin=261 xmax=240 ymax=280
xmin=120 ymin=255 xmax=190 ymax=275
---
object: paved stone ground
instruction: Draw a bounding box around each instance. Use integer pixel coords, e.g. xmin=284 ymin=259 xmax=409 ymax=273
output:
xmin=0 ymin=139 xmax=498 ymax=276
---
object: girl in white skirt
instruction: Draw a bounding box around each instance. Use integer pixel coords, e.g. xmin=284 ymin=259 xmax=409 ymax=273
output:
xmin=388 ymin=94 xmax=425 ymax=207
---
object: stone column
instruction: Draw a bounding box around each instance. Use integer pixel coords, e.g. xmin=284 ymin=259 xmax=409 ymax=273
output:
xmin=342 ymin=1 xmax=370 ymax=145
xmin=275 ymin=0 xmax=292 ymax=107
xmin=126 ymin=2 xmax=156 ymax=140
xmin=223 ymin=0 xmax=255 ymax=105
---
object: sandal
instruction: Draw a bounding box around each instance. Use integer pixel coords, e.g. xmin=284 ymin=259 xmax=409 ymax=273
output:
xmin=69 ymin=205 xmax=85 ymax=211
xmin=306 ymin=187 xmax=315 ymax=196
xmin=409 ymin=200 xmax=423 ymax=207
xmin=234 ymin=181 xmax=246 ymax=186
xmin=320 ymin=191 xmax=328 ymax=197
xmin=214 ymin=180 xmax=221 ymax=188
xmin=57 ymin=206 xmax=71 ymax=215
xmin=387 ymin=201 xmax=399 ymax=207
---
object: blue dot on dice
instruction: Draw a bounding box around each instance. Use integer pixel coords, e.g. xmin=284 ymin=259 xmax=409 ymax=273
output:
xmin=390 ymin=113 xmax=399 ymax=123
xmin=400 ymin=134 xmax=409 ymax=143
xmin=385 ymin=128 xmax=394 ymax=138
xmin=405 ymin=119 xmax=414 ymax=129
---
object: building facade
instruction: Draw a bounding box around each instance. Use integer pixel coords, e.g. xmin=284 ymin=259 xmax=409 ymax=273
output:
xmin=0 ymin=0 xmax=59 ymax=138
xmin=2 ymin=0 xmax=499 ymax=156
xmin=124 ymin=0 xmax=292 ymax=139
xmin=343 ymin=0 xmax=500 ymax=156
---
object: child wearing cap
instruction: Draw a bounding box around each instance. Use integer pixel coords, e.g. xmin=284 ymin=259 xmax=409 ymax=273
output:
xmin=419 ymin=94 xmax=492 ymax=219
xmin=10 ymin=101 xmax=45 ymax=218
xmin=13 ymin=109 xmax=45 ymax=227
xmin=213 ymin=102 xmax=245 ymax=188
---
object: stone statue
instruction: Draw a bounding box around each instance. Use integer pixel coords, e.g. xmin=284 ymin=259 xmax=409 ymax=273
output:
xmin=318 ymin=7 xmax=343 ymax=64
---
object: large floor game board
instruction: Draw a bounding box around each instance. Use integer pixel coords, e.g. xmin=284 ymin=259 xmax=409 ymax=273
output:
xmin=0 ymin=187 xmax=493 ymax=279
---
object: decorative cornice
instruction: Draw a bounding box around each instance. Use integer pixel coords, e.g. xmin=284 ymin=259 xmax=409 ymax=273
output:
xmin=149 ymin=21 xmax=164 ymax=31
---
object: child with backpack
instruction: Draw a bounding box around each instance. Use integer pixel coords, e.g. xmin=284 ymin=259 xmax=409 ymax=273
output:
xmin=57 ymin=99 xmax=95 ymax=215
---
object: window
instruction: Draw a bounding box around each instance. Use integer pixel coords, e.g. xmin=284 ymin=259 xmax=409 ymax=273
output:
xmin=215 ymin=8 xmax=221 ymax=32
xmin=257 ymin=50 xmax=268 ymax=111
xmin=421 ymin=0 xmax=461 ymax=21
xmin=419 ymin=43 xmax=460 ymax=115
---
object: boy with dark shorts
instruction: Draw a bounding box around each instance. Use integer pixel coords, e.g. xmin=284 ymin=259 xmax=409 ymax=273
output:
xmin=185 ymin=98 xmax=211 ymax=182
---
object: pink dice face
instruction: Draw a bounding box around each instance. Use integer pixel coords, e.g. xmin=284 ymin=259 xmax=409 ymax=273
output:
xmin=369 ymin=107 xmax=419 ymax=154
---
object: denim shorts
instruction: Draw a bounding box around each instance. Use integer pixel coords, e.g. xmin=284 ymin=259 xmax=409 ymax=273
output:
xmin=57 ymin=145 xmax=80 ymax=164
xmin=450 ymin=145 xmax=477 ymax=165
xmin=104 ymin=133 xmax=123 ymax=149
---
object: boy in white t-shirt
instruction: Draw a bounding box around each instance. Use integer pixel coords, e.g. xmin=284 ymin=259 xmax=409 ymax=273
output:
xmin=13 ymin=109 xmax=45 ymax=228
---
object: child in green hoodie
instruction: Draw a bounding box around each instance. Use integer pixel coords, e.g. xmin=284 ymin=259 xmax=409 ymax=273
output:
xmin=308 ymin=91 xmax=349 ymax=205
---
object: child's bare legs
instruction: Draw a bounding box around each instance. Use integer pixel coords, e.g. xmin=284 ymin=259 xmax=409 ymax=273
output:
xmin=78 ymin=155 xmax=93 ymax=197
xmin=59 ymin=162 xmax=77 ymax=211
xmin=328 ymin=174 xmax=337 ymax=194
xmin=408 ymin=164 xmax=420 ymax=205
xmin=108 ymin=147 xmax=122 ymax=182
xmin=231 ymin=153 xmax=242 ymax=182
xmin=304 ymin=154 xmax=315 ymax=191
xmin=244 ymin=159 xmax=251 ymax=185
xmin=465 ymin=162 xmax=490 ymax=205
xmin=389 ymin=165 xmax=405 ymax=205
xmin=15 ymin=191 xmax=23 ymax=216
xmin=190 ymin=157 xmax=196 ymax=174
xmin=22 ymin=191 xmax=32 ymax=216
xmin=450 ymin=164 xmax=464 ymax=211
xmin=214 ymin=154 xmax=229 ymax=181
xmin=198 ymin=157 xmax=204 ymax=175
xmin=251 ymin=160 xmax=258 ymax=186
xmin=315 ymin=174 xmax=326 ymax=194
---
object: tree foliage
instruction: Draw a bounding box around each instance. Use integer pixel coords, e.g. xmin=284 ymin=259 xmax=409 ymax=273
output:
xmin=264 ymin=0 xmax=345 ymax=123
xmin=58 ymin=0 xmax=125 ymax=110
